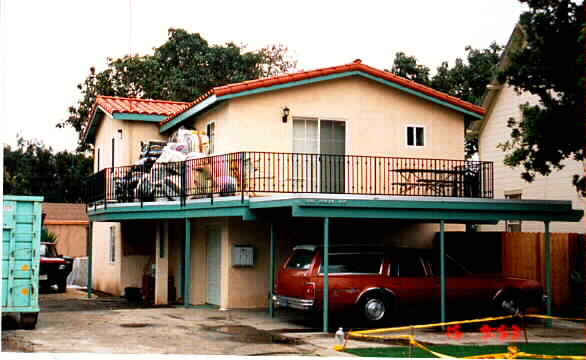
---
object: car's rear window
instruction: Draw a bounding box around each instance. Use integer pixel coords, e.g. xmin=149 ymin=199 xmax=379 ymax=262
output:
xmin=286 ymin=250 xmax=315 ymax=270
xmin=320 ymin=253 xmax=383 ymax=274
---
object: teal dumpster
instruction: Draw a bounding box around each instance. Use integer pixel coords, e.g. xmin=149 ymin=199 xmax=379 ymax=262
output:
xmin=2 ymin=195 xmax=43 ymax=329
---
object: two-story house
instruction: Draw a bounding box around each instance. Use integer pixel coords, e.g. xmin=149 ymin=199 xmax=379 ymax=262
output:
xmin=472 ymin=24 xmax=585 ymax=234
xmin=83 ymin=59 xmax=582 ymax=330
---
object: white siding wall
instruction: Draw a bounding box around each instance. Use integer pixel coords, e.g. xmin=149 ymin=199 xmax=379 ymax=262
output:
xmin=478 ymin=84 xmax=585 ymax=233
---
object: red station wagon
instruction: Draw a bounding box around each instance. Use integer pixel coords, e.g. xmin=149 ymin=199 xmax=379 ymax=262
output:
xmin=273 ymin=245 xmax=543 ymax=326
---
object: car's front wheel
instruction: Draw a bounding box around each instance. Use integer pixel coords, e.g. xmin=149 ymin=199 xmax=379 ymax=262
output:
xmin=358 ymin=292 xmax=393 ymax=327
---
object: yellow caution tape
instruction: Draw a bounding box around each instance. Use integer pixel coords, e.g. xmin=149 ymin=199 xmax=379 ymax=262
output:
xmin=347 ymin=314 xmax=585 ymax=360
xmin=351 ymin=315 xmax=515 ymax=335
xmin=350 ymin=314 xmax=585 ymax=336
xmin=464 ymin=353 xmax=585 ymax=360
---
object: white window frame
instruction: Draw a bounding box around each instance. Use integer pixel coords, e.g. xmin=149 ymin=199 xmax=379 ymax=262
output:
xmin=291 ymin=116 xmax=347 ymax=154
xmin=109 ymin=225 xmax=116 ymax=264
xmin=206 ymin=121 xmax=216 ymax=155
xmin=505 ymin=192 xmax=522 ymax=232
xmin=95 ymin=145 xmax=102 ymax=172
xmin=406 ymin=125 xmax=425 ymax=148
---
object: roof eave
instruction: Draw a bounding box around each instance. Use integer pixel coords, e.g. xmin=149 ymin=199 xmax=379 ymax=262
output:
xmin=160 ymin=94 xmax=219 ymax=133
xmin=82 ymin=105 xmax=110 ymax=145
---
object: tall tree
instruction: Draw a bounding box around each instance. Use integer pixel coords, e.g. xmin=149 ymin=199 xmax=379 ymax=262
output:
xmin=59 ymin=29 xmax=297 ymax=150
xmin=3 ymin=137 xmax=93 ymax=202
xmin=389 ymin=44 xmax=503 ymax=157
xmin=497 ymin=0 xmax=584 ymax=193
xmin=388 ymin=52 xmax=431 ymax=85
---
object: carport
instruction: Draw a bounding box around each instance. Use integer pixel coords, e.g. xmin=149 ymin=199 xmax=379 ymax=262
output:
xmin=85 ymin=194 xmax=582 ymax=332
xmin=253 ymin=195 xmax=583 ymax=332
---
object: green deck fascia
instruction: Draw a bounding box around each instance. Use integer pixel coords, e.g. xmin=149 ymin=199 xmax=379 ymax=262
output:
xmin=87 ymin=196 xmax=583 ymax=224
xmin=88 ymin=200 xmax=256 ymax=222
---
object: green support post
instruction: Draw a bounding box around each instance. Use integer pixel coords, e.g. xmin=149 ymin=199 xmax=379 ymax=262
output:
xmin=87 ymin=221 xmax=93 ymax=299
xmin=323 ymin=217 xmax=330 ymax=333
xmin=440 ymin=220 xmax=446 ymax=325
xmin=269 ymin=223 xmax=276 ymax=317
xmin=184 ymin=218 xmax=191 ymax=308
xmin=544 ymin=221 xmax=552 ymax=327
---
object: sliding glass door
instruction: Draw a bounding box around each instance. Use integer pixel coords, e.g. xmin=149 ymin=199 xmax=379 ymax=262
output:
xmin=293 ymin=118 xmax=346 ymax=193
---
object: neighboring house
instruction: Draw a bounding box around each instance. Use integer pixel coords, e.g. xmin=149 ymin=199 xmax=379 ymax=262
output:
xmin=472 ymin=25 xmax=585 ymax=234
xmin=43 ymin=203 xmax=89 ymax=257
xmin=82 ymin=59 xmax=581 ymax=326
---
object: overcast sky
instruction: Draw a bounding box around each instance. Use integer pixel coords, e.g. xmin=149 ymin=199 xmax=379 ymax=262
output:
xmin=0 ymin=1 xmax=526 ymax=152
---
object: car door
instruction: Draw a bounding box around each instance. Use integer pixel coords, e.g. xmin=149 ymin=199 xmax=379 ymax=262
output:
xmin=389 ymin=252 xmax=437 ymax=313
xmin=314 ymin=251 xmax=385 ymax=311
xmin=428 ymin=254 xmax=493 ymax=315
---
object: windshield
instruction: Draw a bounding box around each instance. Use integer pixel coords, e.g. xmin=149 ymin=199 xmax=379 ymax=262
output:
xmin=40 ymin=244 xmax=58 ymax=257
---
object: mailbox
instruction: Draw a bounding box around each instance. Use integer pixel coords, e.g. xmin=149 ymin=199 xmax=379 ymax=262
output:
xmin=232 ymin=245 xmax=254 ymax=267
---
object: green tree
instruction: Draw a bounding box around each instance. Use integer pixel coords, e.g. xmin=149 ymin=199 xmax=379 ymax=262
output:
xmin=388 ymin=52 xmax=431 ymax=85
xmin=497 ymin=0 xmax=585 ymax=194
xmin=3 ymin=137 xmax=93 ymax=202
xmin=59 ymin=29 xmax=297 ymax=150
xmin=388 ymin=44 xmax=503 ymax=157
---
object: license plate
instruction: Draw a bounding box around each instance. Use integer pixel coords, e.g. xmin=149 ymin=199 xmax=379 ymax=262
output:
xmin=40 ymin=274 xmax=48 ymax=280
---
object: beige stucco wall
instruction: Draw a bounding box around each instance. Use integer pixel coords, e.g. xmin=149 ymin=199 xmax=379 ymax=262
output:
xmin=478 ymin=84 xmax=585 ymax=233
xmin=226 ymin=218 xmax=270 ymax=308
xmin=91 ymin=222 xmax=122 ymax=295
xmin=184 ymin=76 xmax=465 ymax=159
xmin=93 ymin=113 xmax=165 ymax=170
xmin=46 ymin=223 xmax=87 ymax=257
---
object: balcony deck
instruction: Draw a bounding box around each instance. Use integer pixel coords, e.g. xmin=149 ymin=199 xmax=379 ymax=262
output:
xmin=85 ymin=152 xmax=494 ymax=210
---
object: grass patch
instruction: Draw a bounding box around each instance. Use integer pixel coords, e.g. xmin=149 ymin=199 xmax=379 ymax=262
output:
xmin=344 ymin=343 xmax=585 ymax=358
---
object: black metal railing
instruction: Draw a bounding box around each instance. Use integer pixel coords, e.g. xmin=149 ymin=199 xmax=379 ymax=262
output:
xmin=84 ymin=152 xmax=493 ymax=207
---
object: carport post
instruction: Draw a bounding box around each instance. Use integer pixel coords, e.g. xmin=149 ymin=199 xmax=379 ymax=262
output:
xmin=544 ymin=221 xmax=552 ymax=327
xmin=440 ymin=220 xmax=446 ymax=325
xmin=269 ymin=223 xmax=276 ymax=317
xmin=87 ymin=221 xmax=93 ymax=299
xmin=184 ymin=218 xmax=191 ymax=307
xmin=323 ymin=217 xmax=330 ymax=333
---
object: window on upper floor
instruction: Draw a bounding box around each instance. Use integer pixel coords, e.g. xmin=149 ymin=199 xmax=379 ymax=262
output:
xmin=95 ymin=146 xmax=101 ymax=172
xmin=505 ymin=192 xmax=522 ymax=232
xmin=206 ymin=122 xmax=215 ymax=154
xmin=406 ymin=125 xmax=425 ymax=147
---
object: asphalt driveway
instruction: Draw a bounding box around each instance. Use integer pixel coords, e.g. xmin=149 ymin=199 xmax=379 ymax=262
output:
xmin=2 ymin=288 xmax=583 ymax=356
xmin=1 ymin=288 xmax=343 ymax=356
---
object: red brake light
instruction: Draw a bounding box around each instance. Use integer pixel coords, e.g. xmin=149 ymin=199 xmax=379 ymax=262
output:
xmin=304 ymin=282 xmax=316 ymax=299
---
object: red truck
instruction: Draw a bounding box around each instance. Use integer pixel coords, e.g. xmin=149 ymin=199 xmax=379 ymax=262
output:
xmin=273 ymin=245 xmax=543 ymax=326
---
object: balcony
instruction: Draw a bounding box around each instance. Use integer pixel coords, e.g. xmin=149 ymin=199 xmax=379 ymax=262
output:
xmin=84 ymin=152 xmax=493 ymax=207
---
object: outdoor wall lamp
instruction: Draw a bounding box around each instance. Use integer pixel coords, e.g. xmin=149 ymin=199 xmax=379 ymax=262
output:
xmin=282 ymin=106 xmax=290 ymax=123
xmin=117 ymin=128 xmax=123 ymax=140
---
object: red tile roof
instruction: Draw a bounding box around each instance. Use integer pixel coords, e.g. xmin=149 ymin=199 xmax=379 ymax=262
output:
xmin=82 ymin=96 xmax=191 ymax=143
xmin=96 ymin=95 xmax=190 ymax=116
xmin=161 ymin=59 xmax=485 ymax=126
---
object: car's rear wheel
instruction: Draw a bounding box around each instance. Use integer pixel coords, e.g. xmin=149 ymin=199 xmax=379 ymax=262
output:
xmin=494 ymin=292 xmax=523 ymax=317
xmin=358 ymin=292 xmax=393 ymax=327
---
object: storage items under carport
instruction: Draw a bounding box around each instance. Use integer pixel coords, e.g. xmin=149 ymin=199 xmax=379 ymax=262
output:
xmin=140 ymin=257 xmax=176 ymax=305
xmin=2 ymin=195 xmax=43 ymax=329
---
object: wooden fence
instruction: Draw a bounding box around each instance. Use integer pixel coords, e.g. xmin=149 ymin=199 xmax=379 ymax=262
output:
xmin=501 ymin=232 xmax=584 ymax=314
